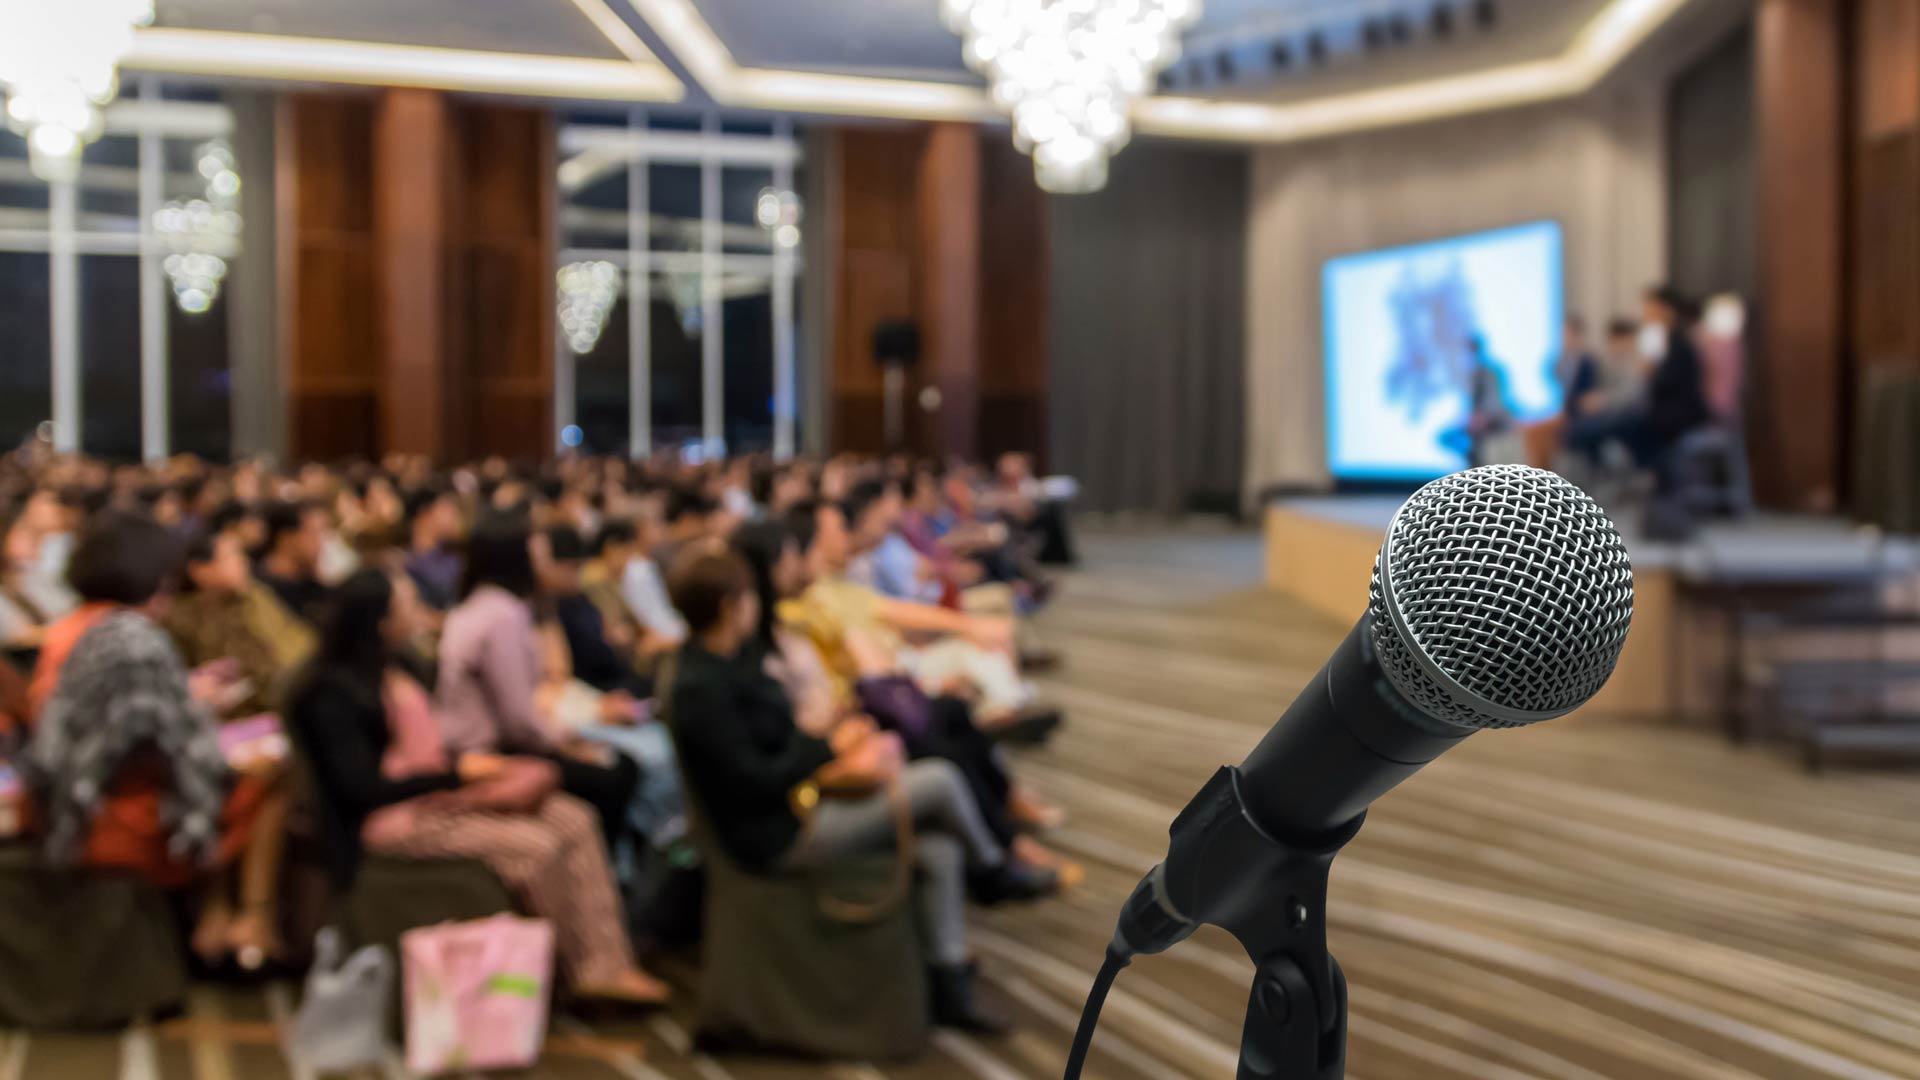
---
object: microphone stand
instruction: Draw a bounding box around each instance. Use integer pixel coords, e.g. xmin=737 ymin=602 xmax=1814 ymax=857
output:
xmin=1117 ymin=767 xmax=1360 ymax=1079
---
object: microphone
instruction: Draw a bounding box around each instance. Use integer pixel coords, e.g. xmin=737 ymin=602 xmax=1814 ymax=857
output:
xmin=1066 ymin=465 xmax=1634 ymax=1080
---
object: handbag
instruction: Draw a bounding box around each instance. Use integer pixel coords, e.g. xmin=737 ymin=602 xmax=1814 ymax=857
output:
xmin=445 ymin=757 xmax=559 ymax=815
xmin=285 ymin=927 xmax=394 ymax=1073
xmin=854 ymin=674 xmax=935 ymax=747
xmin=401 ymin=915 xmax=554 ymax=1075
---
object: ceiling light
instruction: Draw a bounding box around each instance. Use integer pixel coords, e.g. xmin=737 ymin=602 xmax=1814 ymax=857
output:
xmin=558 ymin=260 xmax=623 ymax=354
xmin=0 ymin=0 xmax=156 ymax=181
xmin=941 ymin=0 xmax=1204 ymax=194
xmin=153 ymin=138 xmax=242 ymax=314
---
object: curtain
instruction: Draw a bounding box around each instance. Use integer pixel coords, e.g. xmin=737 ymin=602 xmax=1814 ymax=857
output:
xmin=1047 ymin=141 xmax=1249 ymax=515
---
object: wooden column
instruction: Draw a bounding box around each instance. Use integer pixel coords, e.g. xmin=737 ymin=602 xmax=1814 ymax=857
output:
xmin=373 ymin=89 xmax=456 ymax=458
xmin=1753 ymin=0 xmax=1847 ymax=511
xmin=915 ymin=122 xmax=982 ymax=461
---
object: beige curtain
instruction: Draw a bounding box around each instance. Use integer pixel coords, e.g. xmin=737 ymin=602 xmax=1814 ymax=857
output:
xmin=1243 ymin=89 xmax=1667 ymax=502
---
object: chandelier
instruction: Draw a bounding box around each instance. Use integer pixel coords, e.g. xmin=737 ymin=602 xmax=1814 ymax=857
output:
xmin=153 ymin=139 xmax=243 ymax=314
xmin=942 ymin=0 xmax=1202 ymax=194
xmin=0 ymin=0 xmax=156 ymax=182
xmin=557 ymin=261 xmax=623 ymax=355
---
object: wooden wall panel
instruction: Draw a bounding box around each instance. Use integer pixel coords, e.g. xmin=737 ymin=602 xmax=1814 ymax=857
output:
xmin=1854 ymin=133 xmax=1920 ymax=370
xmin=279 ymin=94 xmax=379 ymax=461
xmin=1859 ymin=0 xmax=1920 ymax=139
xmin=279 ymin=90 xmax=553 ymax=462
xmin=976 ymin=136 xmax=1049 ymax=465
xmin=450 ymin=103 xmax=553 ymax=459
xmin=829 ymin=129 xmax=922 ymax=453
xmin=915 ymin=123 xmax=982 ymax=461
xmin=1754 ymin=0 xmax=1846 ymax=511
xmin=1853 ymin=0 xmax=1920 ymax=383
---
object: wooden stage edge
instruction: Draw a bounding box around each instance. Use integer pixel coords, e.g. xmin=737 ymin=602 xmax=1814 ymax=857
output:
xmin=1264 ymin=503 xmax=1676 ymax=718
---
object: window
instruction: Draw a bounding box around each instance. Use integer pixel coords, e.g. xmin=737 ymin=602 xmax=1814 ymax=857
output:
xmin=0 ymin=83 xmax=239 ymax=460
xmin=556 ymin=112 xmax=801 ymax=460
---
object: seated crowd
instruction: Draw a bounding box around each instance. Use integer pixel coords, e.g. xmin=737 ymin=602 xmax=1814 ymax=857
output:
xmin=0 ymin=447 xmax=1076 ymax=1034
xmin=1497 ymin=285 xmax=1746 ymax=499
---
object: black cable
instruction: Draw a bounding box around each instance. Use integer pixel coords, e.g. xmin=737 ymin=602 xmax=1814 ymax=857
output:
xmin=1062 ymin=944 xmax=1131 ymax=1080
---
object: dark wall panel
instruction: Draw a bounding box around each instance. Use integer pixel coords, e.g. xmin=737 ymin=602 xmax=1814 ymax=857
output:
xmin=1048 ymin=140 xmax=1248 ymax=515
xmin=1668 ymin=24 xmax=1755 ymax=305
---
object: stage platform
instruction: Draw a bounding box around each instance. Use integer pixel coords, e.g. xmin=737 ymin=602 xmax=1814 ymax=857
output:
xmin=1265 ymin=496 xmax=1918 ymax=717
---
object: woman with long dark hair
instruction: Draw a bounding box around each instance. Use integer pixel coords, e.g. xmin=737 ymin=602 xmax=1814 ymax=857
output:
xmin=289 ymin=567 xmax=668 ymax=1005
xmin=436 ymin=512 xmax=638 ymax=848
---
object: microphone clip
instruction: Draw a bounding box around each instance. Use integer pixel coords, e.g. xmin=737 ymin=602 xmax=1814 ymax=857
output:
xmin=1120 ymin=766 xmax=1362 ymax=1080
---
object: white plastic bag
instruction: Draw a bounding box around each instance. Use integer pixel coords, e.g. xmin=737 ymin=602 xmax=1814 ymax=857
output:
xmin=285 ymin=928 xmax=394 ymax=1073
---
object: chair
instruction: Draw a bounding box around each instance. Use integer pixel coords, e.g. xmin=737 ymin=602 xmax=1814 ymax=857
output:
xmin=336 ymin=854 xmax=517 ymax=961
xmin=1671 ymin=425 xmax=1754 ymax=520
xmin=0 ymin=844 xmax=188 ymax=1027
xmin=673 ymin=754 xmax=930 ymax=1061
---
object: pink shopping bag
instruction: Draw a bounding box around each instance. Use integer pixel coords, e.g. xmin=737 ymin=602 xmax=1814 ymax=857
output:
xmin=401 ymin=915 xmax=555 ymax=1075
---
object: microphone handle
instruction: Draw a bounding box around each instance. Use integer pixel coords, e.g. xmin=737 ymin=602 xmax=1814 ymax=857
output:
xmin=1235 ymin=616 xmax=1472 ymax=843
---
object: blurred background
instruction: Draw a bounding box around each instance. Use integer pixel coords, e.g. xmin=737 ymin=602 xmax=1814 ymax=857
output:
xmin=2 ymin=0 xmax=1918 ymax=1078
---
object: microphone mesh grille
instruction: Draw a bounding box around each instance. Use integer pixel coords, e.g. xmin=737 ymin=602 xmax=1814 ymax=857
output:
xmin=1367 ymin=465 xmax=1633 ymax=729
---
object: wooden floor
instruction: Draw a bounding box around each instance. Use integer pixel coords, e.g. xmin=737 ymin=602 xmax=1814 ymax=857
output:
xmin=8 ymin=528 xmax=1920 ymax=1079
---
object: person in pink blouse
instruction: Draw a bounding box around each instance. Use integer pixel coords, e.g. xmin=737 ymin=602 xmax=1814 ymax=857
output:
xmin=436 ymin=513 xmax=639 ymax=851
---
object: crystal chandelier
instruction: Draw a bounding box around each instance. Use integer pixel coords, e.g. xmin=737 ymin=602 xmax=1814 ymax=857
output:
xmin=755 ymin=187 xmax=802 ymax=251
xmin=942 ymin=0 xmax=1202 ymax=194
xmin=0 ymin=0 xmax=156 ymax=182
xmin=558 ymin=261 xmax=623 ymax=354
xmin=153 ymin=139 xmax=243 ymax=314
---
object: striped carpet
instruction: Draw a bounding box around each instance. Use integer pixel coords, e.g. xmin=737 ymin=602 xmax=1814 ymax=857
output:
xmin=7 ymin=527 xmax=1918 ymax=1079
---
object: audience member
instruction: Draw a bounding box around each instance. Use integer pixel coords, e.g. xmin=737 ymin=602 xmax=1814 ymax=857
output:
xmin=437 ymin=512 xmax=640 ymax=849
xmin=12 ymin=488 xmax=79 ymax=620
xmin=0 ymin=516 xmax=54 ymax=660
xmin=620 ymin=511 xmax=689 ymax=651
xmin=402 ymin=486 xmax=465 ymax=612
xmin=255 ymin=500 xmax=333 ymax=623
xmin=544 ymin=525 xmax=644 ymax=696
xmin=289 ymin=568 xmax=668 ymax=1005
xmin=165 ymin=528 xmax=317 ymax=716
xmin=663 ymin=548 xmax=1048 ymax=1033
xmin=23 ymin=511 xmax=290 ymax=968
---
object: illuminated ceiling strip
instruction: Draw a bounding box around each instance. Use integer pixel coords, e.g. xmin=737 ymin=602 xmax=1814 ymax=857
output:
xmin=563 ymin=0 xmax=665 ymax=66
xmin=124 ymin=29 xmax=684 ymax=102
xmin=1134 ymin=0 xmax=1694 ymax=141
xmin=627 ymin=0 xmax=1689 ymax=139
xmin=622 ymin=0 xmax=998 ymax=121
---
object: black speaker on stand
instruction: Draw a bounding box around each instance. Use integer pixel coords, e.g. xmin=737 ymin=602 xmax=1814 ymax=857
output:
xmin=872 ymin=320 xmax=920 ymax=450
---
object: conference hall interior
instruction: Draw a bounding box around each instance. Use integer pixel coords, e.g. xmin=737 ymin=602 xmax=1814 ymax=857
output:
xmin=0 ymin=0 xmax=1915 ymax=1078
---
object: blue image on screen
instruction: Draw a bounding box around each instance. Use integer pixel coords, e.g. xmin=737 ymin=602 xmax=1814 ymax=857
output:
xmin=1322 ymin=221 xmax=1564 ymax=481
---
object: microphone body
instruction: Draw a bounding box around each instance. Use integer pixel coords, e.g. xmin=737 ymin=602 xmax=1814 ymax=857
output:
xmin=1235 ymin=615 xmax=1466 ymax=843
